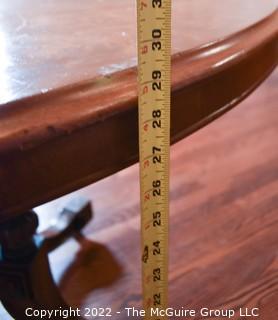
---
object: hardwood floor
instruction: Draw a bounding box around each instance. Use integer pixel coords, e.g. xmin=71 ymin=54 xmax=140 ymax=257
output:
xmin=1 ymin=70 xmax=277 ymax=319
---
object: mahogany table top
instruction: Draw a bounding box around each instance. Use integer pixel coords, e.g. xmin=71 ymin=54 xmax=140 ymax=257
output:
xmin=0 ymin=0 xmax=277 ymax=220
xmin=0 ymin=0 xmax=276 ymax=104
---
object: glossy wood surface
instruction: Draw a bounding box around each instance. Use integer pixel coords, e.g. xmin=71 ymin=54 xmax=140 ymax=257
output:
xmin=0 ymin=0 xmax=277 ymax=104
xmin=1 ymin=69 xmax=277 ymax=319
xmin=0 ymin=1 xmax=277 ymax=220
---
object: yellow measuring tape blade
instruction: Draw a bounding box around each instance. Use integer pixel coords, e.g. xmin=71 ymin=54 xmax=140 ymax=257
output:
xmin=137 ymin=0 xmax=171 ymax=318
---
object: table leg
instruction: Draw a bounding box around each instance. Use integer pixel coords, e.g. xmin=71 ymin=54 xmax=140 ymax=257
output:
xmin=0 ymin=198 xmax=92 ymax=319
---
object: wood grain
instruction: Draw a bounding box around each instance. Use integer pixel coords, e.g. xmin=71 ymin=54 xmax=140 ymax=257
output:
xmin=1 ymin=69 xmax=274 ymax=319
xmin=0 ymin=4 xmax=277 ymax=221
xmin=0 ymin=0 xmax=277 ymax=104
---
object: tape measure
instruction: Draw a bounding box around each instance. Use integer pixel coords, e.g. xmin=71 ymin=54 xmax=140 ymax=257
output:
xmin=137 ymin=0 xmax=171 ymax=318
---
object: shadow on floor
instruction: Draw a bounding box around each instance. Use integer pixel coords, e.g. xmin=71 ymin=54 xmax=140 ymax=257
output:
xmin=58 ymin=234 xmax=123 ymax=307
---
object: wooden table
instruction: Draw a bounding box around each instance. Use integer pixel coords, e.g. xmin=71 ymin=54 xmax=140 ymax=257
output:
xmin=0 ymin=0 xmax=277 ymax=221
xmin=0 ymin=1 xmax=277 ymax=319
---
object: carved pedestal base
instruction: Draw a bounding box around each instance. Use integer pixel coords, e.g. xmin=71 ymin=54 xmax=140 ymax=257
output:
xmin=0 ymin=198 xmax=92 ymax=320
